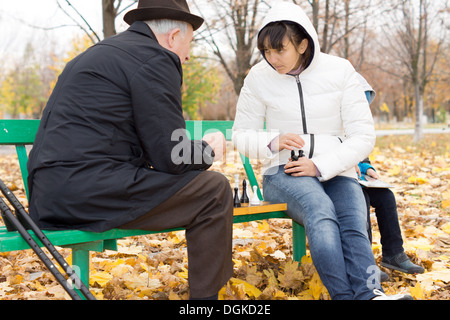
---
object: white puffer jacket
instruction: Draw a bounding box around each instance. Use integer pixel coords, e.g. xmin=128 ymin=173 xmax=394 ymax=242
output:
xmin=232 ymin=2 xmax=375 ymax=181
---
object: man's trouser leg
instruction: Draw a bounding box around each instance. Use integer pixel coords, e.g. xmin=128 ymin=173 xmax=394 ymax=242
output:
xmin=119 ymin=171 xmax=234 ymax=298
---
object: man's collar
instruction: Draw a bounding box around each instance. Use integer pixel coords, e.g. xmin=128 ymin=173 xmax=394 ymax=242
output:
xmin=127 ymin=21 xmax=157 ymax=40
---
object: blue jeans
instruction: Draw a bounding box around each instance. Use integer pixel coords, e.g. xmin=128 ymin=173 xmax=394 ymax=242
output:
xmin=263 ymin=166 xmax=380 ymax=300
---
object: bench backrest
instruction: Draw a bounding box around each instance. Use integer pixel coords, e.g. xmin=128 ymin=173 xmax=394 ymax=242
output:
xmin=0 ymin=119 xmax=262 ymax=201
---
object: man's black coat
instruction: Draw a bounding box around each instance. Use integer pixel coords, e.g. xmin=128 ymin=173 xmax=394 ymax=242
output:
xmin=27 ymin=22 xmax=214 ymax=232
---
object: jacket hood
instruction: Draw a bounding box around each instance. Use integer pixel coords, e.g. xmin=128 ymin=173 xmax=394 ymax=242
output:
xmin=258 ymin=2 xmax=321 ymax=72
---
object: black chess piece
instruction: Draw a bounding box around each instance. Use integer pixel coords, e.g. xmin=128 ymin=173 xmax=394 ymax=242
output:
xmin=290 ymin=149 xmax=304 ymax=161
xmin=287 ymin=150 xmax=305 ymax=175
xmin=233 ymin=187 xmax=241 ymax=207
xmin=291 ymin=150 xmax=299 ymax=161
xmin=240 ymin=179 xmax=249 ymax=203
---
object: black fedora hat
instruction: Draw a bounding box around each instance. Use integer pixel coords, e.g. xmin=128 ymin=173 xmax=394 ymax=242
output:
xmin=124 ymin=0 xmax=204 ymax=30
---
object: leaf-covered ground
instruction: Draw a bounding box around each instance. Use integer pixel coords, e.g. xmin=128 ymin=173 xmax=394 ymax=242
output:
xmin=0 ymin=133 xmax=448 ymax=300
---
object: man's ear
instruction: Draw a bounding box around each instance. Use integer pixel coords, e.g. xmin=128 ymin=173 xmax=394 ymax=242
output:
xmin=167 ymin=28 xmax=181 ymax=48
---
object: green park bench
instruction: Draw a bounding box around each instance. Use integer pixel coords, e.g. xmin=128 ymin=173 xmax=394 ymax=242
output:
xmin=0 ymin=119 xmax=306 ymax=299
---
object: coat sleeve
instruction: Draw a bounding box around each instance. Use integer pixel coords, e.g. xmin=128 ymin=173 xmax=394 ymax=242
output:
xmin=232 ymin=69 xmax=280 ymax=160
xmin=311 ymin=62 xmax=376 ymax=180
xmin=130 ymin=52 xmax=213 ymax=174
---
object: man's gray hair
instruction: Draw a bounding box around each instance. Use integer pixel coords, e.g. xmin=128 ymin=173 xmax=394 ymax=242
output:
xmin=145 ymin=19 xmax=189 ymax=36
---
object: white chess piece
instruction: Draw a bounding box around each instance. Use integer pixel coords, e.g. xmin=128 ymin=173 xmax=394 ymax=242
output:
xmin=250 ymin=185 xmax=261 ymax=206
xmin=234 ymin=174 xmax=240 ymax=193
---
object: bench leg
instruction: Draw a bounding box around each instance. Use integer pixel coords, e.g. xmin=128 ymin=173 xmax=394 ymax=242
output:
xmin=72 ymin=248 xmax=90 ymax=298
xmin=292 ymin=221 xmax=306 ymax=263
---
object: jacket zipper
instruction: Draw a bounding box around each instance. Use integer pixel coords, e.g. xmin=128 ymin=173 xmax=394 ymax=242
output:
xmin=295 ymin=75 xmax=308 ymax=134
xmin=294 ymin=75 xmax=314 ymax=158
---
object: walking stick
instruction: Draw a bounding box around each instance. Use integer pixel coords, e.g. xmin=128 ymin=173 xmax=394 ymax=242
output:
xmin=0 ymin=179 xmax=96 ymax=300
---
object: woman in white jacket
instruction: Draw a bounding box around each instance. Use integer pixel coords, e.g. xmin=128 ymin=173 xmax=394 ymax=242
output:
xmin=232 ymin=2 xmax=412 ymax=300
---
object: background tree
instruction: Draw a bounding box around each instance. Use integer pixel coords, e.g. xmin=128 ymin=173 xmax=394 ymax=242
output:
xmin=192 ymin=0 xmax=268 ymax=95
xmin=0 ymin=43 xmax=48 ymax=118
xmin=181 ymin=54 xmax=223 ymax=120
xmin=376 ymin=0 xmax=447 ymax=141
xmin=1 ymin=0 xmax=448 ymax=125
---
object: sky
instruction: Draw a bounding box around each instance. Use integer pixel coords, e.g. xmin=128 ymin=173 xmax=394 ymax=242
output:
xmin=0 ymin=0 xmax=136 ymax=61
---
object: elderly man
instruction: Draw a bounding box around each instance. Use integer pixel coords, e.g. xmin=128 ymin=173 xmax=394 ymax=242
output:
xmin=27 ymin=0 xmax=233 ymax=300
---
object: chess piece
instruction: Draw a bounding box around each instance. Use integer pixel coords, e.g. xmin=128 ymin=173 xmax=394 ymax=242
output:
xmin=234 ymin=174 xmax=240 ymax=193
xmin=240 ymin=179 xmax=249 ymax=203
xmin=233 ymin=187 xmax=241 ymax=207
xmin=287 ymin=150 xmax=305 ymax=175
xmin=250 ymin=185 xmax=261 ymax=206
xmin=291 ymin=149 xmax=299 ymax=161
xmin=291 ymin=149 xmax=304 ymax=161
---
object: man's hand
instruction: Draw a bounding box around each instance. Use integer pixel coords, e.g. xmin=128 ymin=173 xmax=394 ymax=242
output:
xmin=202 ymin=131 xmax=226 ymax=161
xmin=284 ymin=157 xmax=317 ymax=177
xmin=271 ymin=133 xmax=305 ymax=152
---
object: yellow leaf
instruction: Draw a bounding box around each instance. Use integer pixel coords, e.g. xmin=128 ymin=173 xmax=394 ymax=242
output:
xmin=379 ymin=102 xmax=390 ymax=113
xmin=229 ymin=277 xmax=262 ymax=298
xmin=140 ymin=262 xmax=150 ymax=272
xmin=9 ymin=274 xmax=23 ymax=285
xmin=300 ymin=254 xmax=313 ymax=265
xmin=278 ymin=260 xmax=302 ymax=289
xmin=308 ymin=272 xmax=327 ymax=300
xmin=232 ymin=258 xmax=243 ymax=268
xmin=110 ymin=264 xmax=132 ymax=277
xmin=218 ymin=286 xmax=227 ymax=300
xmin=263 ymin=269 xmax=278 ymax=288
xmin=177 ymin=267 xmax=189 ymax=279
xmin=124 ymin=273 xmax=157 ymax=290
xmin=441 ymin=191 xmax=450 ymax=208
xmin=404 ymin=238 xmax=434 ymax=251
xmin=388 ymin=165 xmax=401 ymax=176
xmin=168 ymin=231 xmax=184 ymax=244
xmin=441 ymin=222 xmax=450 ymax=234
xmin=98 ymin=258 xmax=125 ymax=272
xmin=297 ymin=290 xmax=314 ymax=300
xmin=32 ymin=280 xmax=47 ymax=292
xmin=442 ymin=199 xmax=450 ymax=209
xmin=258 ymin=220 xmax=270 ymax=233
xmin=90 ymin=271 xmax=113 ymax=287
xmin=409 ymin=282 xmax=424 ymax=300
xmin=272 ymin=289 xmax=287 ymax=299
xmin=407 ymin=176 xmax=428 ymax=184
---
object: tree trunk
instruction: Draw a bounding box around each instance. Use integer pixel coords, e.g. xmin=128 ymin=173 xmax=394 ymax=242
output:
xmin=413 ymin=83 xmax=424 ymax=142
xmin=102 ymin=0 xmax=117 ymax=39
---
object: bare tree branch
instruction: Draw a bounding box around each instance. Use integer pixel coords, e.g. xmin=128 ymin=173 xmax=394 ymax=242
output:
xmin=56 ymin=0 xmax=100 ymax=43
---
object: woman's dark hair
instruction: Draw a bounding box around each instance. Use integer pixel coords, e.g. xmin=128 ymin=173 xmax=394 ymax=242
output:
xmin=257 ymin=21 xmax=314 ymax=69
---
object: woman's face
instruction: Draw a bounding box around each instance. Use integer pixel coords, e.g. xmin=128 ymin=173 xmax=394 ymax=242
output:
xmin=263 ymin=36 xmax=308 ymax=74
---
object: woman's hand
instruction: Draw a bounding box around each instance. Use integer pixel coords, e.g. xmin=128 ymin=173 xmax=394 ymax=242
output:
xmin=272 ymin=133 xmax=305 ymax=152
xmin=284 ymin=157 xmax=317 ymax=177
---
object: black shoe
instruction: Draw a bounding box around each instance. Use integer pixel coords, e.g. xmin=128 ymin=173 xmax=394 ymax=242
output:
xmin=381 ymin=252 xmax=425 ymax=274
xmin=380 ymin=270 xmax=389 ymax=282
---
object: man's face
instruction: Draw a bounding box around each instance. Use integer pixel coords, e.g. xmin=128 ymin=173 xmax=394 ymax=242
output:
xmin=171 ymin=24 xmax=194 ymax=64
